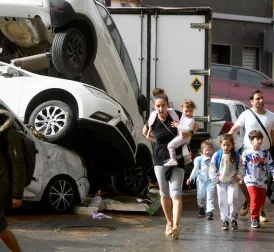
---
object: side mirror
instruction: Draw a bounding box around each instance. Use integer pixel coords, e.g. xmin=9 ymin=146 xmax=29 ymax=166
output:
xmin=137 ymin=94 xmax=148 ymax=112
xmin=261 ymin=79 xmax=274 ymax=87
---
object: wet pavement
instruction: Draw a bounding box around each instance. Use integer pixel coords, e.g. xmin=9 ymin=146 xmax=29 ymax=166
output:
xmin=1 ymin=191 xmax=274 ymax=252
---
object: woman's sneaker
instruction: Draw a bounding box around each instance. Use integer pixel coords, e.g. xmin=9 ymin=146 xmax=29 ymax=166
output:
xmin=259 ymin=210 xmax=269 ymax=222
xmin=231 ymin=220 xmax=238 ymax=230
xmin=199 ymin=207 xmax=205 ymax=217
xmin=222 ymin=221 xmax=229 ymax=231
xmin=251 ymin=219 xmax=260 ymax=228
xmin=206 ymin=212 xmax=213 ymax=220
xmin=164 ymin=159 xmax=178 ymax=167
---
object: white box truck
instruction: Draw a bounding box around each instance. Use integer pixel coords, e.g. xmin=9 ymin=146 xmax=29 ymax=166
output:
xmin=109 ymin=6 xmax=212 ymax=154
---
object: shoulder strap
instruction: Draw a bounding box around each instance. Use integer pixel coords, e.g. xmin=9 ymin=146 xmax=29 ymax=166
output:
xmin=249 ymin=109 xmax=272 ymax=146
xmin=159 ymin=119 xmax=176 ymax=137
xmin=235 ymin=151 xmax=240 ymax=170
xmin=198 ymin=156 xmax=202 ymax=169
xmin=215 ymin=150 xmax=223 ymax=170
xmin=168 ymin=109 xmax=179 ymax=122
xmin=148 ymin=110 xmax=158 ymax=127
xmin=194 ymin=156 xmax=202 ymax=168
xmin=193 ymin=156 xmax=202 ymax=183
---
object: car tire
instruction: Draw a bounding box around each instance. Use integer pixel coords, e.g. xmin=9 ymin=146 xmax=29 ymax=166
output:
xmin=42 ymin=176 xmax=78 ymax=214
xmin=29 ymin=100 xmax=75 ymax=143
xmin=114 ymin=154 xmax=150 ymax=196
xmin=52 ymin=28 xmax=87 ymax=78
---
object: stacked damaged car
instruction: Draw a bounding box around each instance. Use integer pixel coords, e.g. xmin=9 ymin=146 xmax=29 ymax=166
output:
xmin=0 ymin=0 xmax=153 ymax=213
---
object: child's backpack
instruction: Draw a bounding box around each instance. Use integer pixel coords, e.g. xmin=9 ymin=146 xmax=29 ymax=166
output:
xmin=1 ymin=129 xmax=36 ymax=187
xmin=215 ymin=149 xmax=240 ymax=171
xmin=192 ymin=156 xmax=202 ymax=183
xmin=17 ymin=131 xmax=37 ymax=186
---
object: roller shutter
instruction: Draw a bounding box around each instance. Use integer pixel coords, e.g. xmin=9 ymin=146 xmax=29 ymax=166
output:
xmin=242 ymin=47 xmax=257 ymax=69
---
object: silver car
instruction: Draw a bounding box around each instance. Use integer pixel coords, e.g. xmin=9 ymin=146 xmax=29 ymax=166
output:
xmin=0 ymin=99 xmax=90 ymax=213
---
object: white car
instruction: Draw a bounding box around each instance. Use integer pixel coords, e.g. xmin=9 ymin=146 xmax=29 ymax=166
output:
xmin=0 ymin=0 xmax=153 ymax=195
xmin=0 ymin=99 xmax=89 ymax=213
xmin=210 ymin=99 xmax=250 ymax=152
xmin=0 ymin=61 xmax=152 ymax=195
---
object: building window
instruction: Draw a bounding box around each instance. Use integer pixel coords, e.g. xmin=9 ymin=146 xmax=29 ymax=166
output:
xmin=212 ymin=44 xmax=231 ymax=64
xmin=242 ymin=47 xmax=259 ymax=70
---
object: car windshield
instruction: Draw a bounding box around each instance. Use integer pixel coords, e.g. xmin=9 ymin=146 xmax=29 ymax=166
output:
xmin=95 ymin=3 xmax=140 ymax=100
xmin=0 ymin=63 xmax=30 ymax=77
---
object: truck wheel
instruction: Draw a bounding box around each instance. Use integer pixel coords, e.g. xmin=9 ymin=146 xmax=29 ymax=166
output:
xmin=29 ymin=100 xmax=75 ymax=143
xmin=52 ymin=28 xmax=87 ymax=77
xmin=42 ymin=176 xmax=78 ymax=214
xmin=114 ymin=154 xmax=149 ymax=196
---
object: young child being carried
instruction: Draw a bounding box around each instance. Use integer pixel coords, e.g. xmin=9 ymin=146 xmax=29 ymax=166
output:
xmin=209 ymin=134 xmax=244 ymax=231
xmin=163 ymin=99 xmax=196 ymax=167
xmin=186 ymin=140 xmax=216 ymax=220
xmin=146 ymin=89 xmax=196 ymax=167
xmin=242 ymin=130 xmax=274 ymax=228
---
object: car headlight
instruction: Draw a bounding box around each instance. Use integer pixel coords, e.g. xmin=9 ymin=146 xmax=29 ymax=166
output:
xmin=84 ymin=85 xmax=121 ymax=106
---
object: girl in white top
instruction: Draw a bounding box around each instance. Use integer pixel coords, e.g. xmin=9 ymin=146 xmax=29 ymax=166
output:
xmin=187 ymin=140 xmax=215 ymax=220
xmin=209 ymin=134 xmax=244 ymax=231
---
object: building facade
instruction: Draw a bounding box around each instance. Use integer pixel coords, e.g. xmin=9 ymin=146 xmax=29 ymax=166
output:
xmin=141 ymin=0 xmax=274 ymax=77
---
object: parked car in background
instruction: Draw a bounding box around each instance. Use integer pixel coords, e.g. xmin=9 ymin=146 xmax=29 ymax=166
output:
xmin=211 ymin=64 xmax=274 ymax=112
xmin=210 ymin=98 xmax=250 ymax=151
xmin=0 ymin=99 xmax=89 ymax=213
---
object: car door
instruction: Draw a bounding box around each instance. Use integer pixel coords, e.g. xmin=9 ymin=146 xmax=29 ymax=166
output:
xmin=233 ymin=104 xmax=246 ymax=150
xmin=210 ymin=102 xmax=232 ymax=150
xmin=229 ymin=68 xmax=273 ymax=110
xmin=211 ymin=64 xmax=233 ymax=99
xmin=0 ymin=64 xmax=26 ymax=115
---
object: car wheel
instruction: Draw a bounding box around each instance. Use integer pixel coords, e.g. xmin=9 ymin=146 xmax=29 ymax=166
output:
xmin=29 ymin=100 xmax=75 ymax=143
xmin=114 ymin=154 xmax=149 ymax=196
xmin=52 ymin=28 xmax=87 ymax=77
xmin=42 ymin=176 xmax=78 ymax=214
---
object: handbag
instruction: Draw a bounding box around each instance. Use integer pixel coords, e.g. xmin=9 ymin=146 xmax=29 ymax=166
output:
xmin=249 ymin=109 xmax=274 ymax=157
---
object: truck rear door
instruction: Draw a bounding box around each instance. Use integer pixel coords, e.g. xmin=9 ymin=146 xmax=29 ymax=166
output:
xmin=109 ymin=7 xmax=212 ymax=152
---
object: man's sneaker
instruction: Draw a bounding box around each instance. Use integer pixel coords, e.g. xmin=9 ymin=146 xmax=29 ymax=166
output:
xmin=206 ymin=212 xmax=213 ymax=220
xmin=222 ymin=221 xmax=229 ymax=231
xmin=251 ymin=219 xmax=260 ymax=228
xmin=164 ymin=159 xmax=178 ymax=167
xmin=259 ymin=210 xmax=269 ymax=222
xmin=231 ymin=220 xmax=238 ymax=231
xmin=239 ymin=202 xmax=249 ymax=216
xmin=199 ymin=207 xmax=205 ymax=217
